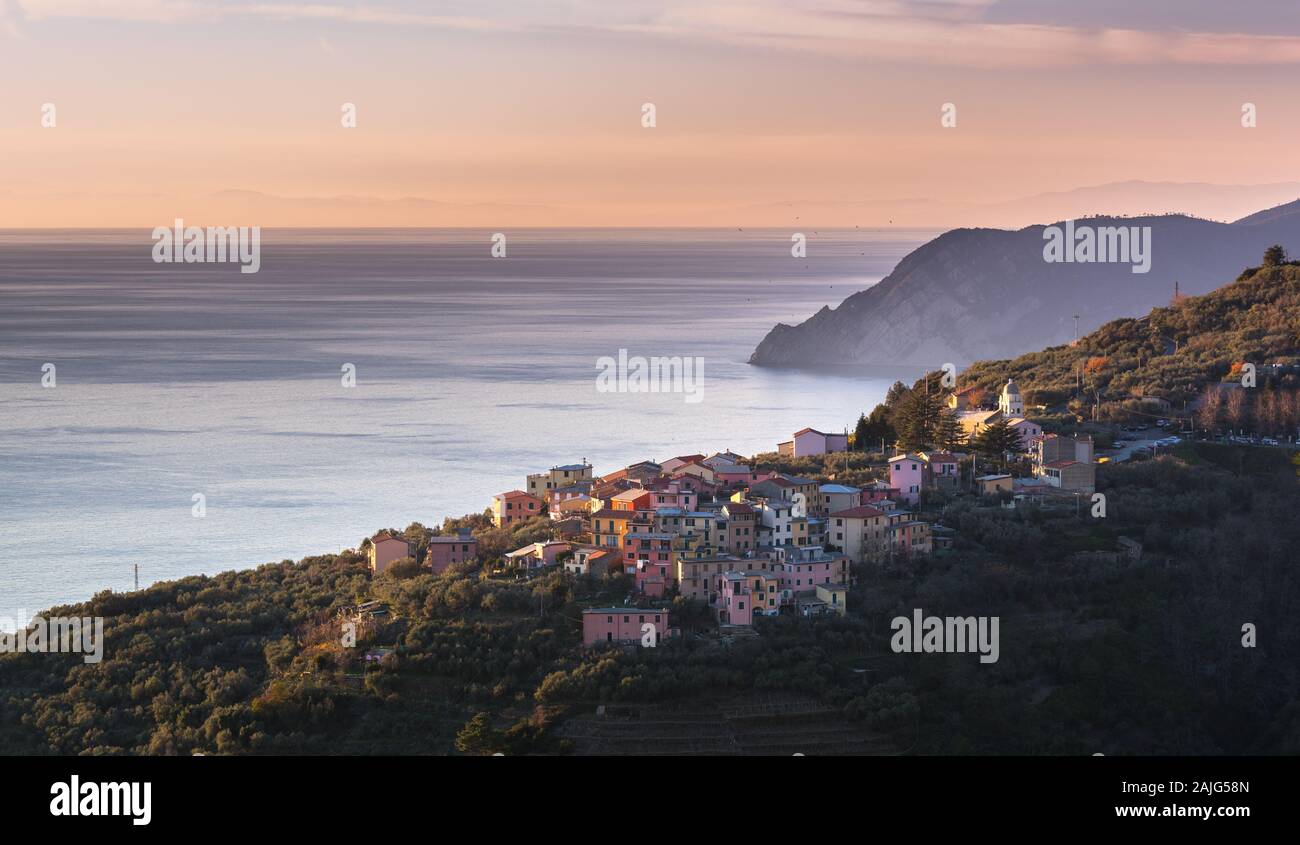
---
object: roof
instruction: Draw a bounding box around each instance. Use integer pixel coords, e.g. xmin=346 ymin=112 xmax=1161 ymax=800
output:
xmin=372 ymin=533 xmax=410 ymax=545
xmin=889 ymin=453 xmax=927 ymax=464
xmin=1044 ymin=459 xmax=1081 ymax=469
xmin=428 ymin=535 xmax=476 ymax=544
xmin=552 ymin=463 xmax=590 ymax=472
xmin=723 ymin=502 xmax=755 ymax=515
xmin=494 ymin=489 xmax=540 ymax=500
xmin=829 ymin=506 xmax=886 ymax=519
xmin=505 ymin=540 xmax=569 ymax=557
xmin=583 ymin=607 xmax=664 ymax=614
xmin=819 ymin=483 xmax=859 ymax=494
xmin=976 ymin=473 xmax=1012 ymax=481
xmin=924 ymin=452 xmax=958 ymax=463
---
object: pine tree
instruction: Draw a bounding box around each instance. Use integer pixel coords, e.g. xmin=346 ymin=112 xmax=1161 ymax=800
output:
xmin=937 ymin=408 xmax=966 ymax=452
xmin=893 ymin=384 xmax=943 ymax=451
xmin=973 ymin=416 xmax=1020 ymax=456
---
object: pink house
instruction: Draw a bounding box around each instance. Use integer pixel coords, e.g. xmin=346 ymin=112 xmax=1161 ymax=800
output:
xmin=920 ymin=452 xmax=960 ymax=486
xmin=888 ymin=454 xmax=930 ymax=506
xmin=716 ymin=571 xmax=780 ymax=625
xmin=583 ymin=607 xmax=669 ymax=647
xmin=780 ymin=428 xmax=849 ymax=458
xmin=771 ymin=545 xmax=850 ymax=601
xmin=714 ymin=465 xmax=763 ymax=487
xmin=634 ymin=559 xmax=673 ymax=597
xmin=659 ymin=454 xmax=706 ymax=474
xmin=426 ymin=528 xmax=477 ymax=574
xmin=622 ymin=530 xmax=673 ymax=570
xmin=644 ymin=480 xmax=697 ymax=511
xmin=368 ymin=533 xmax=412 ymax=575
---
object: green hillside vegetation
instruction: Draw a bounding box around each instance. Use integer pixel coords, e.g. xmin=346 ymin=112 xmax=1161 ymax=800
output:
xmin=958 ymin=252 xmax=1300 ymax=426
xmin=3 ymin=442 xmax=1299 ymax=755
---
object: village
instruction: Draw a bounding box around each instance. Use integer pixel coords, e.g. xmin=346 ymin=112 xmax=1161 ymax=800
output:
xmin=361 ymin=378 xmax=1111 ymax=651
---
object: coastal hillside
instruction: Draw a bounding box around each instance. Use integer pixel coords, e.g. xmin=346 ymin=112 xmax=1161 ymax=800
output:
xmin=955 ymin=256 xmax=1300 ymax=410
xmin=750 ymin=201 xmax=1300 ymax=369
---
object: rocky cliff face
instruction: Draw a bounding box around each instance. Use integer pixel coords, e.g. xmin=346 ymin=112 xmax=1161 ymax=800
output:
xmin=750 ymin=204 xmax=1300 ymax=369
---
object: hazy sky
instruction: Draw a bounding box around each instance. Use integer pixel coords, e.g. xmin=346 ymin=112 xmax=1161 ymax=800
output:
xmin=4 ymin=0 xmax=1300 ymax=226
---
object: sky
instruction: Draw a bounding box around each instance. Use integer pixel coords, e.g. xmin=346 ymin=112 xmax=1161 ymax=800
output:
xmin=4 ymin=0 xmax=1300 ymax=226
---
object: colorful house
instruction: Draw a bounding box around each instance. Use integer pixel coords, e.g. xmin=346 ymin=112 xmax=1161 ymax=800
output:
xmin=676 ymin=551 xmax=746 ymax=603
xmin=919 ymin=452 xmax=960 ymax=486
xmin=770 ymin=545 xmax=851 ymax=602
xmin=491 ymin=490 xmax=545 ymax=527
xmin=815 ymin=583 xmax=848 ymax=616
xmin=828 ymin=505 xmax=889 ymax=564
xmin=888 ymin=454 xmax=930 ymax=506
xmin=622 ymin=530 xmax=673 ymax=570
xmin=426 ymin=528 xmax=476 ymax=574
xmin=566 ymin=546 xmax=618 ymax=577
xmin=526 ymin=462 xmax=593 ymax=498
xmin=947 ymin=385 xmax=985 ymax=412
xmin=778 ymin=428 xmax=849 ymax=458
xmin=582 ymin=607 xmax=670 ymax=647
xmin=715 ymin=571 xmax=781 ymax=625
xmin=610 ymin=488 xmax=653 ymax=512
xmin=719 ymin=501 xmax=758 ymax=554
xmin=660 ymin=454 xmax=706 ymax=474
xmin=887 ymin=517 xmax=933 ymax=558
xmin=634 ymin=558 xmax=673 ymax=597
xmin=976 ymin=473 xmax=1013 ymax=496
xmin=368 ymin=533 xmax=413 ymax=575
xmin=504 ymin=540 xmax=570 ymax=570
xmin=818 ymin=483 xmax=862 ymax=516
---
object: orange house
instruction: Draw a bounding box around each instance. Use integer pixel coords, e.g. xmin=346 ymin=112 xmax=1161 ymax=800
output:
xmin=368 ymin=533 xmax=413 ymax=575
xmin=610 ymin=489 xmax=652 ymax=511
xmin=492 ymin=490 xmax=545 ymax=527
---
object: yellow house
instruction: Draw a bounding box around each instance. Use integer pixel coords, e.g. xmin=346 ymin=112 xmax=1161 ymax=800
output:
xmin=815 ymin=583 xmax=848 ymax=616
xmin=975 ymin=474 xmax=1013 ymax=496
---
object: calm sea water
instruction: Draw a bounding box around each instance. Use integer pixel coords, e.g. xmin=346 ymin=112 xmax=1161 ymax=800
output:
xmin=0 ymin=228 xmax=935 ymax=617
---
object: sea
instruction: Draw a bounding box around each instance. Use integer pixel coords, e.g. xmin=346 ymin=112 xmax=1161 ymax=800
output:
xmin=0 ymin=228 xmax=937 ymax=617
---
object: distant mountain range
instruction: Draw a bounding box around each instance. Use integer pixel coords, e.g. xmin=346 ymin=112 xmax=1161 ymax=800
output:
xmin=750 ymin=198 xmax=1300 ymax=370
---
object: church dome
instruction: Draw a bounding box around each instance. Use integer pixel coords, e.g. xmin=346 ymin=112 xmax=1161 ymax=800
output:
xmin=1003 ymin=378 xmax=1020 ymax=396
